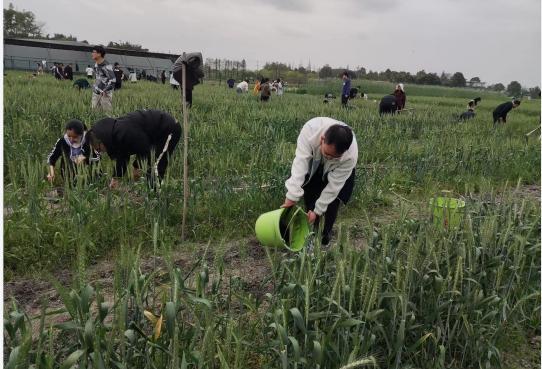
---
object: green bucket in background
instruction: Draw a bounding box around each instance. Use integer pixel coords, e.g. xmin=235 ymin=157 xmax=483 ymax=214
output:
xmin=429 ymin=197 xmax=465 ymax=229
xmin=255 ymin=206 xmax=310 ymax=252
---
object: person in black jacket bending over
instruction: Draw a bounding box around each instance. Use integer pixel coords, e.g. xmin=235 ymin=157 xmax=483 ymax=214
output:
xmin=493 ymin=99 xmax=521 ymax=126
xmin=88 ymin=109 xmax=181 ymax=189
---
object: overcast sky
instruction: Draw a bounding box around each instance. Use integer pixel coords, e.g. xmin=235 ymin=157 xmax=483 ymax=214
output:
xmin=7 ymin=0 xmax=541 ymax=87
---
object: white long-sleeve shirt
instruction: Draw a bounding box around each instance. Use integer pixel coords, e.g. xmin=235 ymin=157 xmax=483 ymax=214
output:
xmin=285 ymin=117 xmax=358 ymax=215
xmin=236 ymin=80 xmax=248 ymax=92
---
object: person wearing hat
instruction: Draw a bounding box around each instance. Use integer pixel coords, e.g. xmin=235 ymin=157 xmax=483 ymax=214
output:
xmin=282 ymin=117 xmax=358 ymax=246
xmin=393 ymin=83 xmax=406 ymax=111
xmin=492 ymin=99 xmax=521 ymax=126
xmin=87 ymin=109 xmax=181 ymax=189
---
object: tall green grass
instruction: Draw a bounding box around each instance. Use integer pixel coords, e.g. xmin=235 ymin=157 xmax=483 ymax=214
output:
xmin=4 ymin=72 xmax=540 ymax=275
xmin=4 ymin=189 xmax=540 ymax=368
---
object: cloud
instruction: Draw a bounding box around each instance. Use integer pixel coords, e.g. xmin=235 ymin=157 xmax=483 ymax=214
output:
xmin=251 ymin=0 xmax=312 ymax=12
xmin=7 ymin=0 xmax=541 ymax=86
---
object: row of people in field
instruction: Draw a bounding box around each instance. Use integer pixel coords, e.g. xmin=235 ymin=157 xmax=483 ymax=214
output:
xmin=47 ymin=112 xmax=357 ymax=246
xmin=41 ymin=45 xmax=189 ymax=111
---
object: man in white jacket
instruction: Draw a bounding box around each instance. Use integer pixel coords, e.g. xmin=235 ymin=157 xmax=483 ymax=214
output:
xmin=282 ymin=117 xmax=358 ymax=245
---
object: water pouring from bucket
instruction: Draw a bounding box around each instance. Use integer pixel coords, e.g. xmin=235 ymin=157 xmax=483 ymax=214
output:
xmin=255 ymin=206 xmax=312 ymax=252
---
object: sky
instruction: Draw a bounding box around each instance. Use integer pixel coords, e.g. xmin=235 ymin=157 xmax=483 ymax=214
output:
xmin=6 ymin=0 xmax=542 ymax=87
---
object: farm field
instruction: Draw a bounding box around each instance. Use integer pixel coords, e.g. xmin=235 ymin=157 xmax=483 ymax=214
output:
xmin=3 ymin=71 xmax=541 ymax=368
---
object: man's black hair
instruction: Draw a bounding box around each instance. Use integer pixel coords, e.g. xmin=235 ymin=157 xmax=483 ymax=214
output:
xmin=324 ymin=124 xmax=353 ymax=155
xmin=342 ymin=71 xmax=349 ymax=78
xmin=65 ymin=119 xmax=86 ymax=136
xmin=513 ymin=99 xmax=521 ymax=106
xmin=92 ymin=45 xmax=106 ymax=57
xmin=114 ymin=62 xmax=119 ymax=66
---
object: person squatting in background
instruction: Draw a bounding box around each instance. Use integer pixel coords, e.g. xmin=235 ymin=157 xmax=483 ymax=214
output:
xmin=274 ymin=78 xmax=284 ymax=97
xmin=47 ymin=119 xmax=100 ymax=185
xmin=260 ymin=78 xmax=271 ymax=102
xmin=459 ymin=97 xmax=481 ymax=121
xmin=236 ymin=79 xmax=249 ymax=94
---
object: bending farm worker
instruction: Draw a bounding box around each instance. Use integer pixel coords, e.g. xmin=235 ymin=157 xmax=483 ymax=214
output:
xmin=47 ymin=119 xmax=100 ymax=185
xmin=88 ymin=109 xmax=181 ymax=189
xmin=282 ymin=117 xmax=358 ymax=246
xmin=493 ymin=99 xmax=521 ymax=126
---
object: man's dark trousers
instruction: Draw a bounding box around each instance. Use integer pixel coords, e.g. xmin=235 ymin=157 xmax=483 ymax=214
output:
xmin=302 ymin=164 xmax=355 ymax=245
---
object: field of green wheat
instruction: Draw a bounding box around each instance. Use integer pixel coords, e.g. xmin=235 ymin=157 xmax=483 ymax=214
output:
xmin=4 ymin=71 xmax=541 ymax=368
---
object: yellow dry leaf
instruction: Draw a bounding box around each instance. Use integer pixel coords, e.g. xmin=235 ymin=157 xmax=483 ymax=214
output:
xmin=144 ymin=310 xmax=158 ymax=325
xmin=154 ymin=314 xmax=163 ymax=340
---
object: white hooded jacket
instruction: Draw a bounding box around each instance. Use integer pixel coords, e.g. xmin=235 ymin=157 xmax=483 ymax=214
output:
xmin=285 ymin=117 xmax=358 ymax=215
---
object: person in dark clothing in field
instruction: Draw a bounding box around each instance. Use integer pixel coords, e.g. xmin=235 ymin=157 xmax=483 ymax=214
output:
xmin=493 ymin=99 xmax=521 ymax=126
xmin=47 ymin=119 xmax=100 ymax=184
xmin=88 ymin=109 xmax=181 ymax=189
xmin=260 ymin=78 xmax=271 ymax=102
xmin=73 ymin=78 xmax=91 ymax=90
xmin=113 ymin=63 xmax=124 ymax=90
xmin=160 ymin=70 xmax=166 ymax=84
xmin=64 ymin=63 xmax=73 ymax=80
xmin=54 ymin=63 xmax=64 ymax=80
xmin=172 ymin=52 xmax=204 ymax=108
xmin=349 ymin=87 xmax=358 ymax=99
xmin=379 ymin=94 xmax=398 ymax=115
xmin=393 ymin=83 xmax=406 ymax=111
xmin=341 ymin=71 xmax=351 ymax=107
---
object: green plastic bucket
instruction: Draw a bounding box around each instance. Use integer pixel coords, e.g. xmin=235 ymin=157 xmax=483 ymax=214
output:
xmin=429 ymin=197 xmax=465 ymax=229
xmin=255 ymin=206 xmax=310 ymax=252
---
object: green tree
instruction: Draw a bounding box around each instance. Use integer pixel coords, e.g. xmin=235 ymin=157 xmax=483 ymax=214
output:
xmin=319 ymin=64 xmax=333 ymax=79
xmin=506 ymin=81 xmax=522 ymax=97
xmin=107 ymin=41 xmax=148 ymax=51
xmin=440 ymin=72 xmax=450 ymax=86
xmin=470 ymin=76 xmax=481 ymax=83
xmin=491 ymin=83 xmax=505 ymax=92
xmin=46 ymin=33 xmax=80 ymax=42
xmin=3 ymin=3 xmax=43 ymax=38
xmin=449 ymin=72 xmax=466 ymax=87
xmin=529 ymin=86 xmax=541 ymax=99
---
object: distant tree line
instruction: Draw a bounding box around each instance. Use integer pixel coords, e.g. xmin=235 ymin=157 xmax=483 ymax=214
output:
xmin=317 ymin=64 xmax=539 ymax=98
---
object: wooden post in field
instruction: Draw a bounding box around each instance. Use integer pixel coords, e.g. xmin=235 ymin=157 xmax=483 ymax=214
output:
xmin=181 ymin=53 xmax=189 ymax=241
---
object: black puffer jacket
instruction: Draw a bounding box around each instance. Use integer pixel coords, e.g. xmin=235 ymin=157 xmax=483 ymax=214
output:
xmin=90 ymin=110 xmax=180 ymax=177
